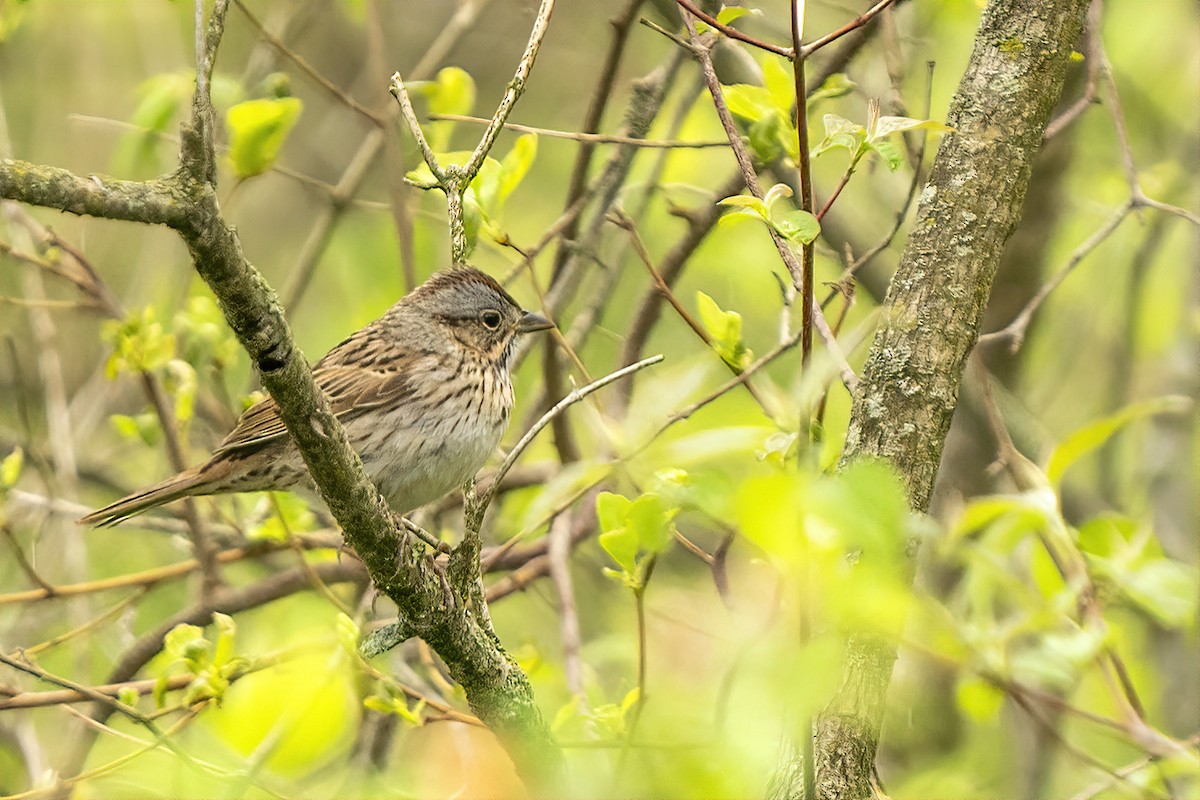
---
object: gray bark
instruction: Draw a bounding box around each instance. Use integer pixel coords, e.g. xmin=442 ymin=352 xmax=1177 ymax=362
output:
xmin=769 ymin=0 xmax=1091 ymax=796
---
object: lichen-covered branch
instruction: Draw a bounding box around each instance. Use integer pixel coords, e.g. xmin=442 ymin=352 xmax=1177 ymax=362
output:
xmin=769 ymin=0 xmax=1091 ymax=797
xmin=0 ymin=6 xmax=561 ymax=791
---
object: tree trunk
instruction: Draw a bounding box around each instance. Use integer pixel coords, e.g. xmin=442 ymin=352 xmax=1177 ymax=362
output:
xmin=769 ymin=0 xmax=1091 ymax=796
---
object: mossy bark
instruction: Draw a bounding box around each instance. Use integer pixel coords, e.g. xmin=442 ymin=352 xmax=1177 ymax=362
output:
xmin=768 ymin=0 xmax=1090 ymax=797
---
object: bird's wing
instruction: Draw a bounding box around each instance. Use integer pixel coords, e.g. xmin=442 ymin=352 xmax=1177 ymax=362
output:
xmin=212 ymin=357 xmax=422 ymax=456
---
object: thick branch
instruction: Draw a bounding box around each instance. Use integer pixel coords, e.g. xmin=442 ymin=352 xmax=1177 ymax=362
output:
xmin=786 ymin=0 xmax=1091 ymax=797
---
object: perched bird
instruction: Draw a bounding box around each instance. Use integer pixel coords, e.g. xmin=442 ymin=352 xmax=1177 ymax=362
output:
xmin=80 ymin=267 xmax=553 ymax=527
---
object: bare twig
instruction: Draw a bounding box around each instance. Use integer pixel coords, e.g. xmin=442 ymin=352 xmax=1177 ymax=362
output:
xmin=799 ymin=0 xmax=900 ymax=58
xmin=674 ymin=0 xmax=792 ymax=57
xmin=232 ymin=0 xmax=386 ymax=127
xmin=679 ymin=11 xmax=856 ymax=390
xmin=428 ymin=113 xmax=726 ymax=148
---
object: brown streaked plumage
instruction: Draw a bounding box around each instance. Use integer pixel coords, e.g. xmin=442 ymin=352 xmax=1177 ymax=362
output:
xmin=79 ymin=267 xmax=553 ymax=527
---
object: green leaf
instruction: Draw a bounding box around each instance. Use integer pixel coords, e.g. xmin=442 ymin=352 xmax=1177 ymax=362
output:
xmin=425 ymin=67 xmax=476 ymax=152
xmin=163 ymin=623 xmax=207 ymax=662
xmin=153 ymin=675 xmax=169 ymax=708
xmin=721 ymin=83 xmax=775 ymax=122
xmin=551 ymin=699 xmax=582 ymax=733
xmin=130 ymin=72 xmax=192 ymax=135
xmin=225 ymin=96 xmax=303 ymax=178
xmin=627 ymin=493 xmax=676 ymax=554
xmin=762 ymin=57 xmax=794 ymax=114
xmin=491 ymin=133 xmax=537 ymax=213
xmin=736 ymin=472 xmax=805 ymax=566
xmin=695 ymin=291 xmax=752 ymax=369
xmin=599 ymin=526 xmax=639 ymax=575
xmin=747 ymin=113 xmax=784 ymax=162
xmin=868 ymin=139 xmax=904 ymax=171
xmin=956 ymin=675 xmax=1004 ymax=722
xmin=102 ymin=307 xmax=177 ymax=378
xmin=717 ymin=194 xmax=768 ymax=219
xmin=211 ymin=612 xmax=237 ymax=670
xmin=806 ymin=460 xmax=912 ymax=564
xmin=1046 ymin=396 xmax=1191 ymax=487
xmin=596 ymin=492 xmax=632 ymax=533
xmin=1121 ymin=559 xmax=1198 ymax=627
xmin=117 ymin=686 xmax=141 ymax=709
xmin=110 ymin=413 xmax=162 ymax=447
xmin=774 ymin=209 xmax=820 ymax=245
xmin=762 ymin=183 xmax=793 ymax=214
xmin=716 ymin=6 xmax=760 ymax=26
xmin=812 ymin=113 xmax=864 ymax=158
xmin=175 ymin=294 xmax=239 ymax=370
xmin=869 ymin=115 xmax=953 ymax=141
xmin=0 ymin=446 xmax=23 ymax=491
xmin=808 ymin=73 xmax=856 ymax=105
xmin=164 ymin=359 xmax=197 ymax=424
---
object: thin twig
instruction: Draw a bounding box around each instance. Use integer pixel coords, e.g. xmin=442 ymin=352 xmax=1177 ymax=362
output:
xmin=484 ymin=355 xmax=664 ymax=511
xmin=674 ymin=0 xmax=793 ymax=57
xmin=978 ymin=202 xmax=1132 ymax=352
xmin=232 ymin=0 xmax=385 ymax=127
xmin=428 ymin=113 xmax=726 ymax=148
xmin=679 ymin=11 xmax=856 ymax=390
xmin=799 ymin=0 xmax=900 ymax=58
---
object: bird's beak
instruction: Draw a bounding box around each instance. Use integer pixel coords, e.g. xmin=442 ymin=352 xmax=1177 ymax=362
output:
xmin=517 ymin=310 xmax=554 ymax=333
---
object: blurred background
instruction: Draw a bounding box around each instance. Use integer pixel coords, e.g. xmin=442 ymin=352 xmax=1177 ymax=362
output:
xmin=0 ymin=1 xmax=1196 ymax=797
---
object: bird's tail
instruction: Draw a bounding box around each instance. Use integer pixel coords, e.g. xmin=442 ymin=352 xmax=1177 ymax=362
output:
xmin=78 ymin=468 xmax=212 ymax=527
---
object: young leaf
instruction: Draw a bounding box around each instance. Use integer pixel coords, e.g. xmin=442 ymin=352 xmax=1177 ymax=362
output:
xmin=716 ymin=6 xmax=759 ymax=26
xmin=762 ymin=183 xmax=794 ymax=214
xmin=869 ymin=115 xmax=954 ymax=141
xmin=695 ymin=291 xmax=751 ymax=369
xmin=809 ymin=73 xmax=856 ymax=105
xmin=1120 ymin=558 xmax=1198 ymax=627
xmin=426 ymin=66 xmax=476 ymax=152
xmin=774 ymin=209 xmax=820 ymax=245
xmin=627 ymin=493 xmax=676 ymax=554
xmin=721 ymin=83 xmax=776 ymax=122
xmin=812 ymin=113 xmax=865 ymax=158
xmin=717 ymin=194 xmax=769 ymax=220
xmin=596 ymin=491 xmax=633 ymax=533
xmin=1046 ymin=396 xmax=1191 ymax=487
xmin=225 ymin=96 xmax=303 ymax=178
xmin=762 ymin=57 xmax=794 ymax=115
xmin=0 ymin=446 xmax=22 ymax=491
xmin=868 ymin=139 xmax=904 ymax=171
xmin=599 ymin=526 xmax=639 ymax=575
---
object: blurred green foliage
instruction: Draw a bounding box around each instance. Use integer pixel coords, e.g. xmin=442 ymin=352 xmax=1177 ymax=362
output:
xmin=0 ymin=0 xmax=1195 ymax=798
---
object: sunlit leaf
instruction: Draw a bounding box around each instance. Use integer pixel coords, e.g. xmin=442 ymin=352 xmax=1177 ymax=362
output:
xmin=225 ymin=96 xmax=303 ymax=178
xmin=0 ymin=447 xmax=23 ymax=491
xmin=626 ymin=493 xmax=676 ymax=554
xmin=762 ymin=57 xmax=794 ymax=115
xmin=774 ymin=209 xmax=820 ymax=244
xmin=426 ymin=66 xmax=476 ymax=152
xmin=721 ymin=83 xmax=775 ymax=122
xmin=870 ymin=115 xmax=954 ymax=141
xmin=716 ymin=6 xmax=760 ymax=26
xmin=599 ymin=526 xmax=639 ymax=575
xmin=812 ymin=113 xmax=864 ymax=158
xmin=956 ymin=675 xmax=1004 ymax=722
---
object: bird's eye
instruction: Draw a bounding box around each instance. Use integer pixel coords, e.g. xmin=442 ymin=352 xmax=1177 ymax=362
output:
xmin=480 ymin=310 xmax=503 ymax=330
